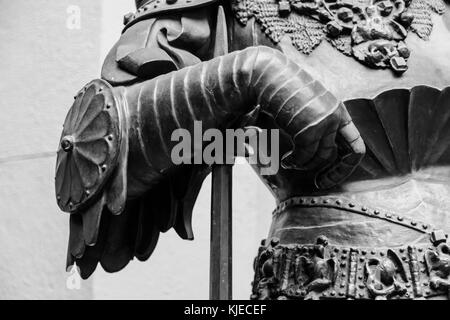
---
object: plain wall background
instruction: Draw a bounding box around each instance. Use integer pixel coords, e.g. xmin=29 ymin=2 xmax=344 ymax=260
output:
xmin=0 ymin=0 xmax=274 ymax=299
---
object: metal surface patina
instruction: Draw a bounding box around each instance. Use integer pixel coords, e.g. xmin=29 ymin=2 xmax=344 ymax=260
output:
xmin=232 ymin=0 xmax=446 ymax=73
xmin=253 ymin=196 xmax=450 ymax=299
xmin=56 ymin=0 xmax=450 ymax=299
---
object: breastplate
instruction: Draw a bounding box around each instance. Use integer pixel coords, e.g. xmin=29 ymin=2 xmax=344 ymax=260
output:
xmin=238 ymin=2 xmax=450 ymax=300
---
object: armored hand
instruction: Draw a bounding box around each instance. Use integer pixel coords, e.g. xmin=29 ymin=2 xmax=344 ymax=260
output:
xmin=56 ymin=46 xmax=365 ymax=277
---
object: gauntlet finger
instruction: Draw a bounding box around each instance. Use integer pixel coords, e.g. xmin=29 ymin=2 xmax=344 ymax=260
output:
xmin=300 ymin=127 xmax=339 ymax=171
xmin=338 ymin=121 xmax=366 ymax=167
xmin=281 ymin=143 xmax=318 ymax=170
xmin=315 ymin=110 xmax=365 ymax=189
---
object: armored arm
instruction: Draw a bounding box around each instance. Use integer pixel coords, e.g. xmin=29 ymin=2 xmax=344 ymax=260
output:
xmin=58 ymin=45 xmax=365 ymax=216
xmin=57 ymin=46 xmax=365 ymax=278
xmin=122 ymin=45 xmax=365 ymax=190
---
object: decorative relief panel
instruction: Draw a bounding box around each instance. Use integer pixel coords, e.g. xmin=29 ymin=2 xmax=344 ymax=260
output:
xmin=232 ymin=0 xmax=446 ymax=73
xmin=251 ymin=231 xmax=450 ymax=299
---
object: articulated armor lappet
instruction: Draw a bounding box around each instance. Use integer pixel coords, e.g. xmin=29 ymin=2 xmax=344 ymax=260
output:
xmin=55 ymin=0 xmax=450 ymax=299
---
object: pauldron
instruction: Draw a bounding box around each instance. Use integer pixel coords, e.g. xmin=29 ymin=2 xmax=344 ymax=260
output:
xmin=252 ymin=196 xmax=450 ymax=300
xmin=232 ymin=0 xmax=447 ymax=73
xmin=123 ymin=0 xmax=219 ymax=31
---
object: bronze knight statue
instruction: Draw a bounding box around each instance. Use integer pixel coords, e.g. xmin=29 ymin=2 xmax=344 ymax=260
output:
xmin=56 ymin=0 xmax=450 ymax=300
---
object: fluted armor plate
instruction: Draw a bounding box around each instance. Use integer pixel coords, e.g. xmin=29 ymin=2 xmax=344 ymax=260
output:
xmin=55 ymin=79 xmax=122 ymax=213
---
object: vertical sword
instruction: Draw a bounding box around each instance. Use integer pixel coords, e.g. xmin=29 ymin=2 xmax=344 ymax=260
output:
xmin=210 ymin=164 xmax=233 ymax=300
xmin=209 ymin=5 xmax=232 ymax=300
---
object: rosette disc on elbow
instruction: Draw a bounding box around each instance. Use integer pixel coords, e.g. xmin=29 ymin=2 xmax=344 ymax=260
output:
xmin=55 ymin=79 xmax=122 ymax=213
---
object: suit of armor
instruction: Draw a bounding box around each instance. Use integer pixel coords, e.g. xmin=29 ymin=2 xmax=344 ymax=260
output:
xmin=56 ymin=0 xmax=450 ymax=299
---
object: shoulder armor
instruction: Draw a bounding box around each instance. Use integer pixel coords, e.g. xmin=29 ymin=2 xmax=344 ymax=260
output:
xmin=123 ymin=0 xmax=218 ymax=32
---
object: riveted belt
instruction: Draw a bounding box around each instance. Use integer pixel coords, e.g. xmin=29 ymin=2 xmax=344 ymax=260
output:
xmin=250 ymin=196 xmax=450 ymax=300
xmin=272 ymin=195 xmax=439 ymax=235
